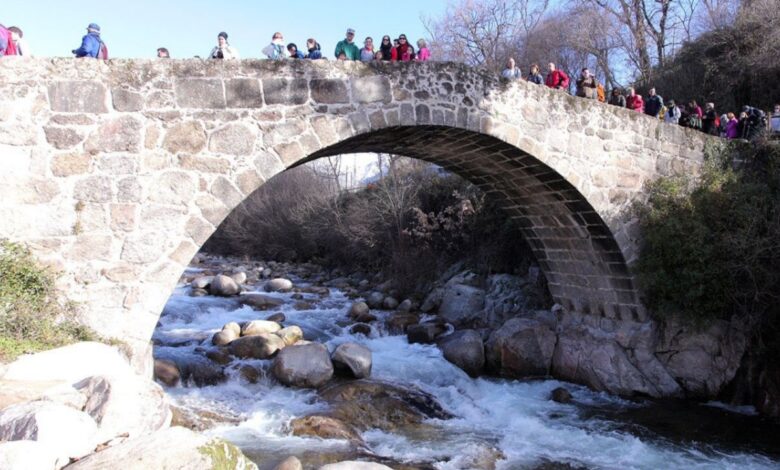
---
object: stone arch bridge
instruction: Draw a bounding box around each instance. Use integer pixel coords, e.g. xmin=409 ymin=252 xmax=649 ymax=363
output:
xmin=0 ymin=58 xmax=709 ymax=370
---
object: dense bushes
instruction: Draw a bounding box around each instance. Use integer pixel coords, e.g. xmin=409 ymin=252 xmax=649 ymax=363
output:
xmin=636 ymin=141 xmax=780 ymax=325
xmin=0 ymin=240 xmax=95 ymax=361
xmin=205 ymin=157 xmax=536 ymax=296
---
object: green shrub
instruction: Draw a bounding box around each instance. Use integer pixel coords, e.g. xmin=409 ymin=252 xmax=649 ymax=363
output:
xmin=636 ymin=142 xmax=780 ymax=325
xmin=0 ymin=240 xmax=96 ymax=361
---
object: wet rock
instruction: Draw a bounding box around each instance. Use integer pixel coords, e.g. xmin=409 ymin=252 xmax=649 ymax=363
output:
xmin=385 ymin=313 xmax=419 ymax=334
xmin=551 ymin=387 xmax=573 ymax=404
xmin=276 ymin=325 xmax=304 ymax=346
xmin=274 ymin=456 xmax=303 ymax=470
xmin=289 ymin=415 xmax=364 ymax=444
xmin=239 ymin=293 xmax=285 ymax=310
xmin=302 ymin=286 xmax=330 ymax=296
xmin=239 ymin=365 xmax=261 ymax=384
xmin=154 ymin=359 xmax=181 ymax=386
xmin=437 ymin=330 xmax=485 ymax=377
xmin=223 ymin=322 xmax=241 ymax=336
xmin=382 ymin=297 xmax=399 ymax=310
xmin=398 ymin=299 xmax=414 ymax=312
xmin=348 ymin=302 xmax=377 ymax=323
xmin=241 ymin=320 xmax=282 ymax=336
xmin=209 ymin=274 xmax=240 ymax=297
xmin=332 ymin=343 xmax=372 ymax=379
xmin=349 ymin=323 xmax=372 ymax=336
xmin=190 ymin=288 xmax=208 ymax=297
xmin=294 ymin=301 xmax=314 ymax=311
xmin=272 ymin=343 xmax=334 ymax=388
xmin=191 ymin=275 xmax=214 ymax=289
xmin=407 ymin=323 xmax=445 ymax=344
xmin=266 ymin=312 xmax=286 ymax=323
xmin=228 ymin=334 xmax=286 ymax=359
xmin=485 ymin=317 xmax=556 ymax=377
xmin=230 ymin=271 xmax=247 ymax=285
xmin=366 ymin=292 xmax=385 ymax=309
xmin=170 ymin=404 xmax=241 ymax=432
xmin=204 ymin=348 xmax=232 ymax=365
xmin=212 ymin=328 xmax=238 ymax=346
xmin=320 ymin=380 xmax=452 ymax=431
xmin=265 ymin=278 xmax=294 ymax=292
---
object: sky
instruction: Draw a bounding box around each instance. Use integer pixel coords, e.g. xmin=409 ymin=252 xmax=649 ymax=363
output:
xmin=3 ymin=0 xmax=447 ymax=59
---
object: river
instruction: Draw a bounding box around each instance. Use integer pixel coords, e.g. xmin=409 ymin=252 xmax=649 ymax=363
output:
xmin=153 ymin=268 xmax=780 ymax=470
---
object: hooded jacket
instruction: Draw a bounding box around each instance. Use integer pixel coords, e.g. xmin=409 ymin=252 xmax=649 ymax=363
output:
xmin=306 ymin=42 xmax=322 ymax=59
xmin=73 ymin=31 xmax=102 ymax=58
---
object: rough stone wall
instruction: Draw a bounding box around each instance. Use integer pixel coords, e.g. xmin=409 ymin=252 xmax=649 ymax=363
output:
xmin=0 ymin=58 xmax=711 ymax=371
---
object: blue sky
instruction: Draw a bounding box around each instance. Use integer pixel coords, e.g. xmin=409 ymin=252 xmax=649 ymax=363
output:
xmin=4 ymin=0 xmax=446 ymax=58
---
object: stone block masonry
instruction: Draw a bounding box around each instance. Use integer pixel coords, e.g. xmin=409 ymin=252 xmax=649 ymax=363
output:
xmin=0 ymin=58 xmax=712 ymax=373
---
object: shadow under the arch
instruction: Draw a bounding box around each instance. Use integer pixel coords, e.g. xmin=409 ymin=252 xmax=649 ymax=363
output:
xmin=297 ymin=125 xmax=643 ymax=321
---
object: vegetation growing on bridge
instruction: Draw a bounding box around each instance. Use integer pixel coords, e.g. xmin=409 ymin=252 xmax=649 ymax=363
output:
xmin=637 ymin=140 xmax=780 ymax=328
xmin=0 ymin=240 xmax=96 ymax=361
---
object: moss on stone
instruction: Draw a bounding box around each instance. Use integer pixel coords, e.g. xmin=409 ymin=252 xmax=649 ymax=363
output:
xmin=197 ymin=439 xmax=257 ymax=470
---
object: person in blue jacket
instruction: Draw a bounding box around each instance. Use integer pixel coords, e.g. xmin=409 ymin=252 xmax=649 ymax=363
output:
xmin=72 ymin=23 xmax=103 ymax=58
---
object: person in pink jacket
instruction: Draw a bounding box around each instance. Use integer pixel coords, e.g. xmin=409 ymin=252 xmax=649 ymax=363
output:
xmin=625 ymin=87 xmax=644 ymax=112
xmin=416 ymin=39 xmax=430 ymax=61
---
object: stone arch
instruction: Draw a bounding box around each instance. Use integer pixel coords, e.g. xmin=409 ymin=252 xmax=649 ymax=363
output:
xmin=0 ymin=58 xmax=712 ymax=371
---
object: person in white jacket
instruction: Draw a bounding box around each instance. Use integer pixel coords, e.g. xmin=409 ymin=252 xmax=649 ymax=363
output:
xmin=208 ymin=32 xmax=239 ymax=59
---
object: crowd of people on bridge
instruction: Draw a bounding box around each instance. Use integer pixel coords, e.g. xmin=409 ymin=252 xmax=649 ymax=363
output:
xmin=501 ymin=59 xmax=780 ymax=140
xmin=1 ymin=21 xmax=778 ymax=139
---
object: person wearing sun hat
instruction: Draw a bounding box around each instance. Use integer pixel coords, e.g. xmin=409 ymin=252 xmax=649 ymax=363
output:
xmin=334 ymin=28 xmax=359 ymax=61
xmin=72 ymin=23 xmax=105 ymax=58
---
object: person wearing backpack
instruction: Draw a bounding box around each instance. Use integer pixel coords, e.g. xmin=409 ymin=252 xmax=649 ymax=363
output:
xmin=73 ymin=23 xmax=107 ymax=59
xmin=545 ymin=63 xmax=569 ymax=91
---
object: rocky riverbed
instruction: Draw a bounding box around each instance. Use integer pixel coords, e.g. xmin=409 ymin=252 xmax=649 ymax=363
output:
xmin=147 ymin=254 xmax=780 ymax=469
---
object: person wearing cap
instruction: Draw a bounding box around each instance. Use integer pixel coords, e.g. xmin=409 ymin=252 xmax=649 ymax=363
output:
xmin=334 ymin=28 xmax=359 ymax=61
xmin=157 ymin=47 xmax=170 ymax=58
xmin=262 ymin=32 xmax=288 ymax=60
xmin=208 ymin=32 xmax=239 ymax=59
xmin=72 ymin=23 xmax=103 ymax=58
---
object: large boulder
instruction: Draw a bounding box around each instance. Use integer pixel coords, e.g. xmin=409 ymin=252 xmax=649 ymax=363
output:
xmin=365 ymin=292 xmax=385 ymax=309
xmin=437 ymin=330 xmax=485 ymax=377
xmin=209 ymin=274 xmax=240 ymax=297
xmin=348 ymin=302 xmax=375 ymax=323
xmin=319 ymin=380 xmax=452 ymax=432
xmin=437 ymin=273 xmax=486 ymax=327
xmin=212 ymin=327 xmax=239 ymax=346
xmin=486 ymin=318 xmax=556 ymax=377
xmin=240 ymin=293 xmax=285 ymax=310
xmin=407 ymin=322 xmax=445 ymax=344
xmin=228 ymin=334 xmax=286 ymax=359
xmin=289 ymin=415 xmax=363 ymax=444
xmin=75 ymin=374 xmax=172 ymax=442
xmin=382 ymin=297 xmax=399 ymax=310
xmin=191 ymin=275 xmax=214 ymax=289
xmin=0 ymin=440 xmax=59 ymax=470
xmin=230 ymin=271 xmax=247 ymax=285
xmin=0 ymin=401 xmax=99 ymax=466
xmin=265 ymin=278 xmax=294 ymax=292
xmin=65 ymin=426 xmax=258 ymax=470
xmin=241 ymin=320 xmax=282 ymax=336
xmin=272 ymin=343 xmax=334 ymax=388
xmin=384 ymin=313 xmax=419 ymax=334
xmin=331 ymin=343 xmax=372 ymax=379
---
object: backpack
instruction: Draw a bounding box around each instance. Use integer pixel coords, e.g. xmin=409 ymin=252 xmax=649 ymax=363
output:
xmin=97 ymin=40 xmax=109 ymax=60
xmin=597 ymin=83 xmax=605 ymax=102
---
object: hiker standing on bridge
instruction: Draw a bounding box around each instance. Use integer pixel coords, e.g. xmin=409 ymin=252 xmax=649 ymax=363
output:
xmin=545 ymin=63 xmax=569 ymax=90
xmin=8 ymin=27 xmax=29 ymax=56
xmin=644 ymin=88 xmax=664 ymax=118
xmin=334 ymin=28 xmax=360 ymax=60
xmin=502 ymin=58 xmax=522 ymax=80
xmin=359 ymin=37 xmax=375 ymax=62
xmin=526 ymin=64 xmax=543 ymax=85
xmin=608 ymin=88 xmax=626 ymax=107
xmin=626 ymin=87 xmax=644 ymax=112
xmin=305 ymin=39 xmax=322 ymax=60
xmin=575 ymin=68 xmax=598 ymax=99
xmin=208 ymin=32 xmax=239 ymax=59
xmin=262 ymin=32 xmax=286 ymax=60
xmin=72 ymin=23 xmax=107 ymax=59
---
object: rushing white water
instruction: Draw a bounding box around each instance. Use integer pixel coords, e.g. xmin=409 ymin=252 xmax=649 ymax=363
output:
xmin=155 ymin=279 xmax=779 ymax=470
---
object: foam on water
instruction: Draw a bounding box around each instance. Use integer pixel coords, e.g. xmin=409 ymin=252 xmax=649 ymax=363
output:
xmin=156 ymin=283 xmax=779 ymax=470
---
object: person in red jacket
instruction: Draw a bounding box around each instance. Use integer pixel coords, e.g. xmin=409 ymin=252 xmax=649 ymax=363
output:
xmin=545 ymin=62 xmax=570 ymax=90
xmin=625 ymin=87 xmax=644 ymax=112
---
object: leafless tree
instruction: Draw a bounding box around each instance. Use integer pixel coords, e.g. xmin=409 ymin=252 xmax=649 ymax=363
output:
xmin=423 ymin=0 xmax=550 ymax=70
